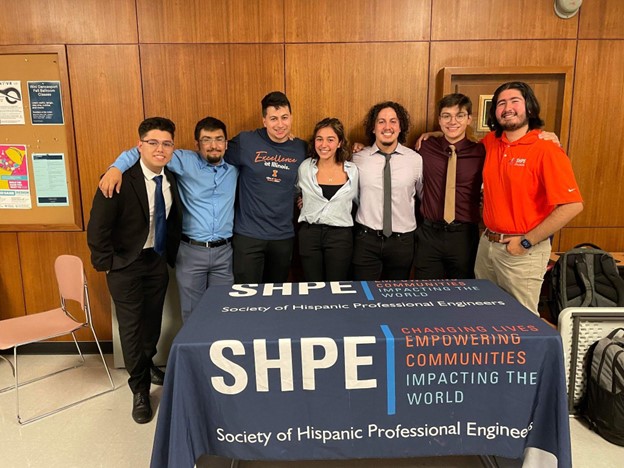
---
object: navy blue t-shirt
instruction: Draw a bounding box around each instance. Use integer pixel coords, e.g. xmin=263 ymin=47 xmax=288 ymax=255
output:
xmin=225 ymin=128 xmax=306 ymax=240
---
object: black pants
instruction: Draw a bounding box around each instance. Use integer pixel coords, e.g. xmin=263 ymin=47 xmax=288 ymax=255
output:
xmin=106 ymin=249 xmax=168 ymax=394
xmin=352 ymin=225 xmax=415 ymax=280
xmin=298 ymin=223 xmax=353 ymax=281
xmin=414 ymin=220 xmax=479 ymax=279
xmin=233 ymin=234 xmax=294 ymax=284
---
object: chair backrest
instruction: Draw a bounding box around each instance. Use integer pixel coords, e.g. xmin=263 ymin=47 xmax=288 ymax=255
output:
xmin=54 ymin=255 xmax=86 ymax=310
xmin=558 ymin=306 xmax=624 ymax=413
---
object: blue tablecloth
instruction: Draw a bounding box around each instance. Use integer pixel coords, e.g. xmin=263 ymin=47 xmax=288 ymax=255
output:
xmin=151 ymin=280 xmax=571 ymax=468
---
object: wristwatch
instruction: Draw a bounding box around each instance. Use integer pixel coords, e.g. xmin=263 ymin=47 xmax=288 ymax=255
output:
xmin=520 ymin=238 xmax=533 ymax=250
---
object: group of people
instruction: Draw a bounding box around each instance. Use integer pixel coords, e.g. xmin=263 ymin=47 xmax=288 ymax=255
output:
xmin=86 ymin=84 xmax=583 ymax=423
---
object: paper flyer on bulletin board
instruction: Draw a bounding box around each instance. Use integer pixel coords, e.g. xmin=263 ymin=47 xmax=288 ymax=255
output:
xmin=0 ymin=81 xmax=25 ymax=125
xmin=0 ymin=144 xmax=31 ymax=209
xmin=28 ymin=81 xmax=64 ymax=125
xmin=32 ymin=153 xmax=69 ymax=206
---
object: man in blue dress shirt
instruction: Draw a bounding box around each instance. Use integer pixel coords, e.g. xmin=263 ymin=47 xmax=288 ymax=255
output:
xmin=98 ymin=117 xmax=238 ymax=322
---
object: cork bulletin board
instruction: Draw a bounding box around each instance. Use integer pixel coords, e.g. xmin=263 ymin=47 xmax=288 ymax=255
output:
xmin=0 ymin=45 xmax=82 ymax=231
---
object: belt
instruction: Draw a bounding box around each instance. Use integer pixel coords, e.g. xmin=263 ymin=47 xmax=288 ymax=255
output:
xmin=483 ymin=229 xmax=524 ymax=243
xmin=423 ymin=219 xmax=474 ymax=232
xmin=181 ymin=234 xmax=231 ymax=248
xmin=357 ymin=224 xmax=413 ymax=238
xmin=301 ymin=222 xmax=351 ymax=230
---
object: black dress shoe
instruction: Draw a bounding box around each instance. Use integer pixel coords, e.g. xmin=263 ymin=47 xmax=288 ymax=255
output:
xmin=150 ymin=366 xmax=165 ymax=386
xmin=132 ymin=391 xmax=152 ymax=424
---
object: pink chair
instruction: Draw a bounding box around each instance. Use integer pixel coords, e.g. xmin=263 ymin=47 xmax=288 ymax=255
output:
xmin=0 ymin=255 xmax=115 ymax=424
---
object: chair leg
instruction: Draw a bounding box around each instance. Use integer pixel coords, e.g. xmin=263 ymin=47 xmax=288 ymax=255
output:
xmin=0 ymin=354 xmax=15 ymax=379
xmin=4 ymin=333 xmax=116 ymax=425
xmin=89 ymin=324 xmax=115 ymax=389
xmin=70 ymin=332 xmax=86 ymax=364
xmin=14 ymin=347 xmax=22 ymax=424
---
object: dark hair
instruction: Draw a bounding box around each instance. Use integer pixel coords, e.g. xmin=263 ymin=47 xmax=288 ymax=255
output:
xmin=487 ymin=81 xmax=544 ymax=137
xmin=437 ymin=93 xmax=472 ymax=116
xmin=194 ymin=116 xmax=227 ymax=141
xmin=138 ymin=117 xmax=175 ymax=139
xmin=363 ymin=101 xmax=410 ymax=146
xmin=261 ymin=91 xmax=291 ymax=116
xmin=307 ymin=117 xmax=351 ymax=163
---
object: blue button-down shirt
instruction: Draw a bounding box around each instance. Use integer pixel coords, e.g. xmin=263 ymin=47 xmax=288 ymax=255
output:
xmin=113 ymin=148 xmax=238 ymax=242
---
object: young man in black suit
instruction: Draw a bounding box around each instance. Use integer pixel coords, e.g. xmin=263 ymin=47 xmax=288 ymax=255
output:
xmin=87 ymin=117 xmax=183 ymax=424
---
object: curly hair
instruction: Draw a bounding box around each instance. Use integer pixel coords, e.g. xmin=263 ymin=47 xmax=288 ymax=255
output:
xmin=363 ymin=101 xmax=410 ymax=146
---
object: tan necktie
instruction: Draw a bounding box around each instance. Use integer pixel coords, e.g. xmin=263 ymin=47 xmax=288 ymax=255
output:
xmin=443 ymin=145 xmax=457 ymax=224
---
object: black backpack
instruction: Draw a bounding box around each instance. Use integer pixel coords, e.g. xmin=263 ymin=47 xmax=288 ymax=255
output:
xmin=550 ymin=243 xmax=624 ymax=320
xmin=582 ymin=328 xmax=624 ymax=446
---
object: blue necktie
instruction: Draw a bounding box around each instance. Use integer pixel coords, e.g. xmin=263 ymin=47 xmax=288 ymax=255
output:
xmin=153 ymin=175 xmax=166 ymax=256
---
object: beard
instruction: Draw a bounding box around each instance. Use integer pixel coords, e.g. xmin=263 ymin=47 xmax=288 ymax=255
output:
xmin=499 ymin=114 xmax=529 ymax=131
xmin=205 ymin=154 xmax=224 ymax=164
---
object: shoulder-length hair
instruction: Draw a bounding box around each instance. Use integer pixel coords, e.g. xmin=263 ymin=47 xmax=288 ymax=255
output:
xmin=307 ymin=117 xmax=351 ymax=163
xmin=487 ymin=81 xmax=544 ymax=137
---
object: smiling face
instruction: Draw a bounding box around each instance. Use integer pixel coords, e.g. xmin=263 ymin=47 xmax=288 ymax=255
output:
xmin=138 ymin=129 xmax=174 ymax=173
xmin=263 ymin=106 xmax=292 ymax=143
xmin=495 ymin=89 xmax=529 ymax=132
xmin=373 ymin=107 xmax=401 ymax=150
xmin=196 ymin=128 xmax=227 ymax=165
xmin=314 ymin=126 xmax=341 ymax=162
xmin=439 ymin=104 xmax=472 ymax=144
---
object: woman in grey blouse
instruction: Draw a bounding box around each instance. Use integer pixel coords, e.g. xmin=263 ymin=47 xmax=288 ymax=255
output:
xmin=296 ymin=118 xmax=359 ymax=281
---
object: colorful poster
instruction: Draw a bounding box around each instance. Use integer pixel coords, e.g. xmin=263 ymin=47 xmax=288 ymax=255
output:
xmin=0 ymin=144 xmax=31 ymax=209
xmin=32 ymin=153 xmax=69 ymax=206
xmin=0 ymin=81 xmax=25 ymax=125
xmin=28 ymin=81 xmax=64 ymax=125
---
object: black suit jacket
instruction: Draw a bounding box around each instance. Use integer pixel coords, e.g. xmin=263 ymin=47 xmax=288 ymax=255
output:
xmin=87 ymin=161 xmax=183 ymax=272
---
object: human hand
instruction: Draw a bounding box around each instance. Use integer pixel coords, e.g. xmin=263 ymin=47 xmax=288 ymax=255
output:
xmin=352 ymin=142 xmax=365 ymax=153
xmin=539 ymin=131 xmax=561 ymax=147
xmin=502 ymin=236 xmax=528 ymax=256
xmin=297 ymin=195 xmax=303 ymax=210
xmin=415 ymin=131 xmax=441 ymax=150
xmin=98 ymin=167 xmax=123 ymax=198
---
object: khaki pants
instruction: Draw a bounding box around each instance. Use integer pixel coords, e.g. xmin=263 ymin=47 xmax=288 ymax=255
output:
xmin=474 ymin=234 xmax=551 ymax=315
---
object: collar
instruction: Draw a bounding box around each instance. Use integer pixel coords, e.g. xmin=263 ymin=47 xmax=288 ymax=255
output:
xmin=139 ymin=159 xmax=164 ymax=180
xmin=372 ymin=142 xmax=407 ymax=156
xmin=440 ymin=136 xmax=471 ymax=153
xmin=500 ymin=129 xmax=541 ymax=146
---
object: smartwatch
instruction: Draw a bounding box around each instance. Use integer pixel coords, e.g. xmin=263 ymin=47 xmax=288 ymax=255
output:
xmin=520 ymin=238 xmax=533 ymax=250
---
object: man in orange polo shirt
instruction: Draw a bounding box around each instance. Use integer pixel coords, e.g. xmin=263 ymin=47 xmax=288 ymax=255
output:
xmin=475 ymin=81 xmax=583 ymax=315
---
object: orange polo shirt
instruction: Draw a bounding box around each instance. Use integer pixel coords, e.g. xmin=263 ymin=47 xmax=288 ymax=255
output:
xmin=481 ymin=130 xmax=582 ymax=234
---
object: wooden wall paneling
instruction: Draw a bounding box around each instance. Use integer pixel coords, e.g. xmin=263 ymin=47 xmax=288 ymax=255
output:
xmin=579 ymin=0 xmax=624 ymax=39
xmin=67 ymin=45 xmax=145 ymax=220
xmin=67 ymin=44 xmax=145 ymax=335
xmin=140 ymin=44 xmax=285 ymax=149
xmin=567 ymin=40 xmax=624 ymax=228
xmin=431 ymin=0 xmax=578 ymax=41
xmin=558 ymin=228 xmax=624 ymax=252
xmin=136 ymin=0 xmax=284 ymax=43
xmin=0 ymin=0 xmax=137 ymax=45
xmin=428 ymin=40 xmax=577 ymax=132
xmin=285 ymin=0 xmax=430 ymax=43
xmin=0 ymin=233 xmax=25 ymax=320
xmin=286 ymin=43 xmax=430 ymax=148
xmin=17 ymin=232 xmax=111 ymax=341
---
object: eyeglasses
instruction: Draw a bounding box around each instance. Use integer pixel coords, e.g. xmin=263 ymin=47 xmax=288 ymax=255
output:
xmin=439 ymin=112 xmax=469 ymax=123
xmin=198 ymin=137 xmax=227 ymax=146
xmin=141 ymin=139 xmax=174 ymax=149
